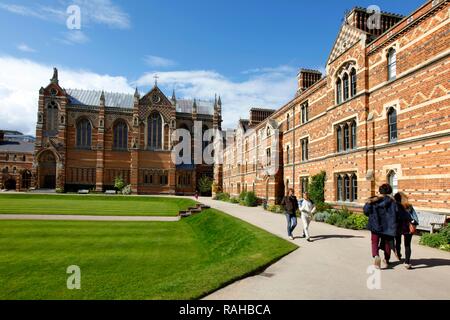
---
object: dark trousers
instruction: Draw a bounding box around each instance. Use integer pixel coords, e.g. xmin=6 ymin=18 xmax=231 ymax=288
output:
xmin=371 ymin=232 xmax=393 ymax=261
xmin=395 ymin=234 xmax=413 ymax=264
xmin=285 ymin=212 xmax=297 ymax=237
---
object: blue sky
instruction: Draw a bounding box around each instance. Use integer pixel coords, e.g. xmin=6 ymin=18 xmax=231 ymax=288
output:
xmin=0 ymin=0 xmax=425 ymax=134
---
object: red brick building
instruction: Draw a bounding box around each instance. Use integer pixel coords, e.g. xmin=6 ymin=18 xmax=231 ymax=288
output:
xmin=0 ymin=130 xmax=34 ymax=191
xmin=221 ymin=0 xmax=450 ymax=215
xmin=31 ymin=70 xmax=221 ymax=194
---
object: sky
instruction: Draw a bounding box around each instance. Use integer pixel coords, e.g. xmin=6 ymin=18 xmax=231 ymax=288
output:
xmin=0 ymin=0 xmax=425 ymax=135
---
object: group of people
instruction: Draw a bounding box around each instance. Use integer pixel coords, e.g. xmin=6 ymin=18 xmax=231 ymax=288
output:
xmin=364 ymin=183 xmax=419 ymax=270
xmin=280 ymin=183 xmax=420 ymax=270
xmin=281 ymin=189 xmax=316 ymax=241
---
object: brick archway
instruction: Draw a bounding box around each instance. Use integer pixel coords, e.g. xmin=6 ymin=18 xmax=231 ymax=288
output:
xmin=37 ymin=150 xmax=57 ymax=189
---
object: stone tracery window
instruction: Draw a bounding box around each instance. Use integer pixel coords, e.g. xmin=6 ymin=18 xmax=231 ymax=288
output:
xmin=148 ymin=112 xmax=163 ymax=150
xmin=47 ymin=101 xmax=59 ymax=135
xmin=113 ymin=120 xmax=128 ymax=150
xmin=76 ymin=118 xmax=92 ymax=149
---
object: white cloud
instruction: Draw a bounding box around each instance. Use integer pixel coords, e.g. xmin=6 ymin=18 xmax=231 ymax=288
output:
xmin=0 ymin=56 xmax=133 ymax=135
xmin=136 ymin=67 xmax=297 ymax=129
xmin=0 ymin=0 xmax=130 ymax=29
xmin=0 ymin=55 xmax=298 ymax=135
xmin=17 ymin=43 xmax=37 ymax=53
xmin=144 ymin=55 xmax=176 ymax=68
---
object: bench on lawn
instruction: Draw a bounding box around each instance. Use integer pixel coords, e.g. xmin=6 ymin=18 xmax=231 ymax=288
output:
xmin=416 ymin=211 xmax=447 ymax=233
xmin=78 ymin=189 xmax=89 ymax=194
xmin=105 ymin=190 xmax=116 ymax=195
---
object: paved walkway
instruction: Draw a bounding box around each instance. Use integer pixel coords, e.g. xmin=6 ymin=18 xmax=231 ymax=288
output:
xmin=0 ymin=214 xmax=180 ymax=222
xmin=197 ymin=197 xmax=450 ymax=300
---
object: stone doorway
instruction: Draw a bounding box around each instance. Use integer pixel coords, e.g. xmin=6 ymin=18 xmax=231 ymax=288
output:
xmin=38 ymin=151 xmax=57 ymax=189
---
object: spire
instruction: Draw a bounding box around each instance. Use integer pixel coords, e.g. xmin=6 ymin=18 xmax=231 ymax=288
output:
xmin=192 ymin=99 xmax=198 ymax=114
xmin=100 ymin=91 xmax=105 ymax=105
xmin=134 ymin=87 xmax=140 ymax=99
xmin=171 ymin=88 xmax=176 ymax=102
xmin=50 ymin=67 xmax=59 ymax=84
xmin=218 ymin=95 xmax=222 ymax=107
xmin=153 ymin=74 xmax=159 ymax=87
xmin=214 ymin=94 xmax=218 ymax=108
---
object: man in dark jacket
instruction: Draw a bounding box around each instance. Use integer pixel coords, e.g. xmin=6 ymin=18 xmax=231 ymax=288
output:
xmin=364 ymin=184 xmax=399 ymax=269
xmin=281 ymin=188 xmax=299 ymax=240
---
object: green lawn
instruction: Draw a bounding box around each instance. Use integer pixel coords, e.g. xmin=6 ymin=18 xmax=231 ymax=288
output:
xmin=0 ymin=194 xmax=197 ymax=216
xmin=0 ymin=209 xmax=297 ymax=299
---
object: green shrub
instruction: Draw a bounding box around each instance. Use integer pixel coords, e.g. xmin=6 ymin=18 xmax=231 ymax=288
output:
xmin=229 ymin=197 xmax=239 ymax=204
xmin=420 ymin=225 xmax=450 ymax=251
xmin=198 ymin=176 xmax=213 ymax=195
xmin=239 ymin=191 xmax=248 ymax=201
xmin=345 ymin=214 xmax=369 ymax=230
xmin=214 ymin=192 xmax=230 ymax=202
xmin=308 ymin=171 xmax=326 ymax=204
xmin=244 ymin=192 xmax=258 ymax=207
xmin=267 ymin=204 xmax=283 ymax=213
xmin=121 ymin=185 xmax=132 ymax=195
xmin=325 ymin=213 xmax=340 ymax=225
xmin=314 ymin=211 xmax=331 ymax=222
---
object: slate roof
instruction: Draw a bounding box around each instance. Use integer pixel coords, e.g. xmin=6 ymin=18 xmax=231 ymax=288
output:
xmin=0 ymin=141 xmax=34 ymax=153
xmin=66 ymin=89 xmax=215 ymax=115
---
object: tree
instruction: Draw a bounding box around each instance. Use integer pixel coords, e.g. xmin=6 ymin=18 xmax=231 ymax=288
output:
xmin=309 ymin=171 xmax=326 ymax=204
xmin=114 ymin=176 xmax=125 ymax=192
xmin=197 ymin=176 xmax=213 ymax=196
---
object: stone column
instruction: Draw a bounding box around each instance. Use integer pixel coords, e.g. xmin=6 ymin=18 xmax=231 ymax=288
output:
xmin=95 ymin=93 xmax=105 ymax=192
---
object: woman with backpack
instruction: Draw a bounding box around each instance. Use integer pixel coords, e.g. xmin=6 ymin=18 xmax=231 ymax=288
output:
xmin=394 ymin=192 xmax=419 ymax=269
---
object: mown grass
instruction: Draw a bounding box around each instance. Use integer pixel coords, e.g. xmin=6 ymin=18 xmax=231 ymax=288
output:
xmin=0 ymin=194 xmax=197 ymax=216
xmin=0 ymin=209 xmax=297 ymax=299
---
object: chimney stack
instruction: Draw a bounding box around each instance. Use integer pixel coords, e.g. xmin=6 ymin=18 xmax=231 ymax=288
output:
xmin=297 ymin=69 xmax=322 ymax=93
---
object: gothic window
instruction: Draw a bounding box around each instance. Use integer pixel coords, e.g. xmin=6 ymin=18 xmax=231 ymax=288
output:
xmin=301 ymin=102 xmax=309 ymax=124
xmin=350 ymin=68 xmax=357 ymax=97
xmin=344 ymin=123 xmax=350 ymax=150
xmin=388 ymin=48 xmax=397 ymax=80
xmin=337 ymin=175 xmax=343 ymax=201
xmin=301 ymin=177 xmax=309 ymax=195
xmin=336 ymin=126 xmax=343 ymax=152
xmin=148 ymin=113 xmax=163 ymax=150
xmin=344 ymin=175 xmax=350 ymax=201
xmin=266 ymin=127 xmax=271 ymax=137
xmin=388 ymin=107 xmax=398 ymax=142
xmin=266 ymin=148 xmax=271 ymax=166
xmin=301 ymin=138 xmax=309 ymax=161
xmin=286 ymin=114 xmax=290 ymax=130
xmin=336 ymin=78 xmax=342 ymax=104
xmin=343 ymin=73 xmax=349 ymax=101
xmin=351 ymin=120 xmax=357 ymax=149
xmin=47 ymin=101 xmax=58 ymax=135
xmin=113 ymin=120 xmax=128 ymax=150
xmin=76 ymin=118 xmax=92 ymax=149
xmin=351 ymin=173 xmax=358 ymax=201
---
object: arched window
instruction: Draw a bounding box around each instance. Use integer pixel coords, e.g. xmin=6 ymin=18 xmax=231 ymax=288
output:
xmin=343 ymin=73 xmax=349 ymax=101
xmin=350 ymin=69 xmax=357 ymax=97
xmin=337 ymin=176 xmax=343 ymax=201
xmin=351 ymin=173 xmax=358 ymax=201
xmin=351 ymin=120 xmax=357 ymax=149
xmin=336 ymin=78 xmax=342 ymax=104
xmin=344 ymin=175 xmax=350 ymax=201
xmin=266 ymin=127 xmax=271 ymax=137
xmin=388 ymin=48 xmax=397 ymax=80
xmin=388 ymin=107 xmax=398 ymax=142
xmin=387 ymin=170 xmax=398 ymax=194
xmin=336 ymin=126 xmax=343 ymax=152
xmin=113 ymin=120 xmax=128 ymax=150
xmin=76 ymin=118 xmax=92 ymax=148
xmin=344 ymin=123 xmax=350 ymax=150
xmin=47 ymin=101 xmax=58 ymax=134
xmin=148 ymin=113 xmax=163 ymax=150
xmin=286 ymin=114 xmax=290 ymax=130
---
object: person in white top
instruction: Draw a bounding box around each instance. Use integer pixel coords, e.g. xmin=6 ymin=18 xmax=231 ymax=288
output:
xmin=299 ymin=192 xmax=316 ymax=242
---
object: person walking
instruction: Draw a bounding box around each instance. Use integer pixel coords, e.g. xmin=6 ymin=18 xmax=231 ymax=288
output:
xmin=281 ymin=188 xmax=299 ymax=240
xmin=194 ymin=190 xmax=199 ymax=201
xmin=394 ymin=192 xmax=419 ymax=269
xmin=299 ymin=192 xmax=316 ymax=242
xmin=364 ymin=184 xmax=399 ymax=269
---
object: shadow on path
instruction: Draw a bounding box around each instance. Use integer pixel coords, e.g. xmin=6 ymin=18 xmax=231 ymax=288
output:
xmin=309 ymin=234 xmax=365 ymax=241
xmin=410 ymin=258 xmax=450 ymax=269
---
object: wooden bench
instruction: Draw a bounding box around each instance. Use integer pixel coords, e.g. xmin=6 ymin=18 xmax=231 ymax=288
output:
xmin=416 ymin=211 xmax=447 ymax=233
xmin=105 ymin=190 xmax=116 ymax=195
xmin=78 ymin=189 xmax=89 ymax=194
